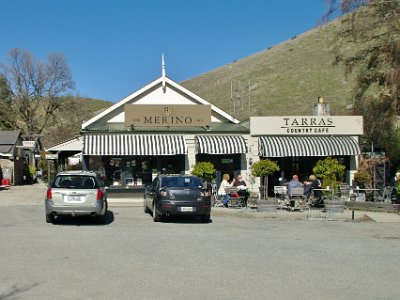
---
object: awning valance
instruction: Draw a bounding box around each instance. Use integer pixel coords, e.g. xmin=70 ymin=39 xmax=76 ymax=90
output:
xmin=83 ymin=134 xmax=187 ymax=156
xmin=195 ymin=135 xmax=247 ymax=154
xmin=258 ymin=136 xmax=361 ymax=157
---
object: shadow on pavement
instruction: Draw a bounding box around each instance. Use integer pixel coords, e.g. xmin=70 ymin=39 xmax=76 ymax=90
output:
xmin=50 ymin=210 xmax=115 ymax=226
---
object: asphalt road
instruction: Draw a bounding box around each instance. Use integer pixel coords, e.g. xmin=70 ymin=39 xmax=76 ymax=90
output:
xmin=1 ymin=184 xmax=400 ymax=300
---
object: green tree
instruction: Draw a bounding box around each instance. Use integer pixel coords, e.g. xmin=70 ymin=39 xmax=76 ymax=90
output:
xmin=191 ymin=162 xmax=216 ymax=182
xmin=0 ymin=75 xmax=17 ymax=130
xmin=313 ymin=157 xmax=346 ymax=191
xmin=324 ymin=0 xmax=400 ymax=164
xmin=0 ymin=48 xmax=75 ymax=135
xmin=251 ymin=159 xmax=280 ymax=199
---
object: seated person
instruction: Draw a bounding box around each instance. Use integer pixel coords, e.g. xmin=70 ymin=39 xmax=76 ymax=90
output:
xmin=232 ymin=174 xmax=249 ymax=205
xmin=218 ymin=173 xmax=232 ymax=207
xmin=287 ymin=175 xmax=302 ymax=196
xmin=303 ymin=180 xmax=312 ymax=197
xmin=307 ymin=174 xmax=323 ymax=207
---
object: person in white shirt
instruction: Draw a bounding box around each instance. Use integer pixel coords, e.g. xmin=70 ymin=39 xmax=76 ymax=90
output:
xmin=218 ymin=173 xmax=232 ymax=207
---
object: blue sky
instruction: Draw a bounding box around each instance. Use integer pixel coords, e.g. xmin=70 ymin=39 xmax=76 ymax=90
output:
xmin=0 ymin=0 xmax=328 ymax=102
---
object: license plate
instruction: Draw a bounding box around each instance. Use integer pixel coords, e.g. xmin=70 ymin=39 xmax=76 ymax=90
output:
xmin=180 ymin=207 xmax=193 ymax=212
xmin=66 ymin=195 xmax=82 ymax=202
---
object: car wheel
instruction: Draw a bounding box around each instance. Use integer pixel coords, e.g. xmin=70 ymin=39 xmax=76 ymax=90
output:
xmin=144 ymin=201 xmax=150 ymax=214
xmin=201 ymin=214 xmax=210 ymax=223
xmin=46 ymin=214 xmax=54 ymax=224
xmin=152 ymin=203 xmax=160 ymax=222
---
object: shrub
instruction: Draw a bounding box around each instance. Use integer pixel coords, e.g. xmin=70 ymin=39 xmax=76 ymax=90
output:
xmin=353 ymin=171 xmax=369 ymax=187
xmin=191 ymin=162 xmax=216 ymax=181
xmin=313 ymin=157 xmax=346 ymax=190
xmin=251 ymin=159 xmax=280 ymax=177
xmin=251 ymin=159 xmax=280 ymax=199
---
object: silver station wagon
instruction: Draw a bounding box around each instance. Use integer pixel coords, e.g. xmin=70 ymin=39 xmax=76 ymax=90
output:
xmin=45 ymin=171 xmax=108 ymax=224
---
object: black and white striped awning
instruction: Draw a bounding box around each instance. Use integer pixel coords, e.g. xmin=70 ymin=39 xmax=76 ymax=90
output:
xmin=195 ymin=135 xmax=247 ymax=154
xmin=259 ymin=136 xmax=361 ymax=157
xmin=83 ymin=134 xmax=187 ymax=156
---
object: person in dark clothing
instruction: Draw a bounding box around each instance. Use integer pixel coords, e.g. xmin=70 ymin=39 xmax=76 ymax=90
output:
xmin=306 ymin=174 xmax=323 ymax=207
xmin=232 ymin=174 xmax=250 ymax=206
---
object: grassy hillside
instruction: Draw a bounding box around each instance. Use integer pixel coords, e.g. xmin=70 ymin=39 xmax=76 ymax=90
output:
xmin=42 ymin=97 xmax=112 ymax=147
xmin=181 ymin=18 xmax=357 ymax=121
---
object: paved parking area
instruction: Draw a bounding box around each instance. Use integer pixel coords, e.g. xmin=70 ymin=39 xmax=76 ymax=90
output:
xmin=1 ymin=182 xmax=400 ymax=299
xmin=0 ymin=202 xmax=400 ymax=299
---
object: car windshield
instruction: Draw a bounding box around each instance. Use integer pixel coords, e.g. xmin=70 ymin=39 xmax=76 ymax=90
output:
xmin=53 ymin=175 xmax=98 ymax=189
xmin=161 ymin=177 xmax=203 ymax=188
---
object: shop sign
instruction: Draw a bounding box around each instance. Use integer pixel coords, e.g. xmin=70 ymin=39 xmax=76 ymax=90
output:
xmin=45 ymin=154 xmax=58 ymax=160
xmin=22 ymin=141 xmax=35 ymax=147
xmin=250 ymin=116 xmax=364 ymax=136
xmin=221 ymin=158 xmax=233 ymax=164
xmin=125 ymin=104 xmax=211 ymax=127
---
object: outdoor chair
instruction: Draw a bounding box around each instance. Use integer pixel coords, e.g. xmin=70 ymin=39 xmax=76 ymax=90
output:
xmin=306 ymin=190 xmax=325 ymax=219
xmin=289 ymin=187 xmax=305 ymax=211
xmin=212 ymin=186 xmax=224 ymax=207
xmin=339 ymin=184 xmax=351 ymax=201
xmin=274 ymin=186 xmax=287 ymax=200
xmin=274 ymin=185 xmax=290 ymax=209
xmin=375 ymin=186 xmax=395 ymax=203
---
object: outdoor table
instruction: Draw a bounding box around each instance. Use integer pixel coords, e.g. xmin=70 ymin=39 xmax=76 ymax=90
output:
xmin=352 ymin=188 xmax=380 ymax=202
xmin=225 ymin=187 xmax=246 ymax=208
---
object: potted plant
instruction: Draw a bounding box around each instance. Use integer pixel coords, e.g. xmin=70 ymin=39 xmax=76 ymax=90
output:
xmin=251 ymin=159 xmax=280 ymax=212
xmin=353 ymin=170 xmax=369 ymax=202
xmin=353 ymin=171 xmax=369 ymax=188
xmin=191 ymin=161 xmax=216 ymax=189
xmin=312 ymin=157 xmax=346 ymax=214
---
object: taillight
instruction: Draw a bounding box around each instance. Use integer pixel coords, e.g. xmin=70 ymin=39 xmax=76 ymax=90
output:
xmin=96 ymin=189 xmax=103 ymax=201
xmin=200 ymin=191 xmax=211 ymax=197
xmin=46 ymin=188 xmax=52 ymax=200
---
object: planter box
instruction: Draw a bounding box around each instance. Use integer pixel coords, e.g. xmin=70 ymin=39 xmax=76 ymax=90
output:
xmin=324 ymin=199 xmax=345 ymax=214
xmin=346 ymin=202 xmax=400 ymax=213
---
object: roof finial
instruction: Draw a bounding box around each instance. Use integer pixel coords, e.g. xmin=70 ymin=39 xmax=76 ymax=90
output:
xmin=162 ymin=53 xmax=166 ymax=93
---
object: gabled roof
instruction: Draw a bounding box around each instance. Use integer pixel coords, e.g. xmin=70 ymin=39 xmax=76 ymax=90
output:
xmin=46 ymin=136 xmax=83 ymax=152
xmin=0 ymin=130 xmax=22 ymax=146
xmin=0 ymin=130 xmax=22 ymax=157
xmin=82 ymin=76 xmax=240 ymax=130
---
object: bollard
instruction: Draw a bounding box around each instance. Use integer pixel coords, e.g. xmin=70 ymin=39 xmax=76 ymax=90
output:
xmin=352 ymin=210 xmax=355 ymax=220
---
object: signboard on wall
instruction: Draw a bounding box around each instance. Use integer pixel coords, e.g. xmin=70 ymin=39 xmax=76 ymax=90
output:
xmin=22 ymin=141 xmax=35 ymax=148
xmin=125 ymin=104 xmax=211 ymax=127
xmin=45 ymin=154 xmax=58 ymax=160
xmin=250 ymin=116 xmax=364 ymax=136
